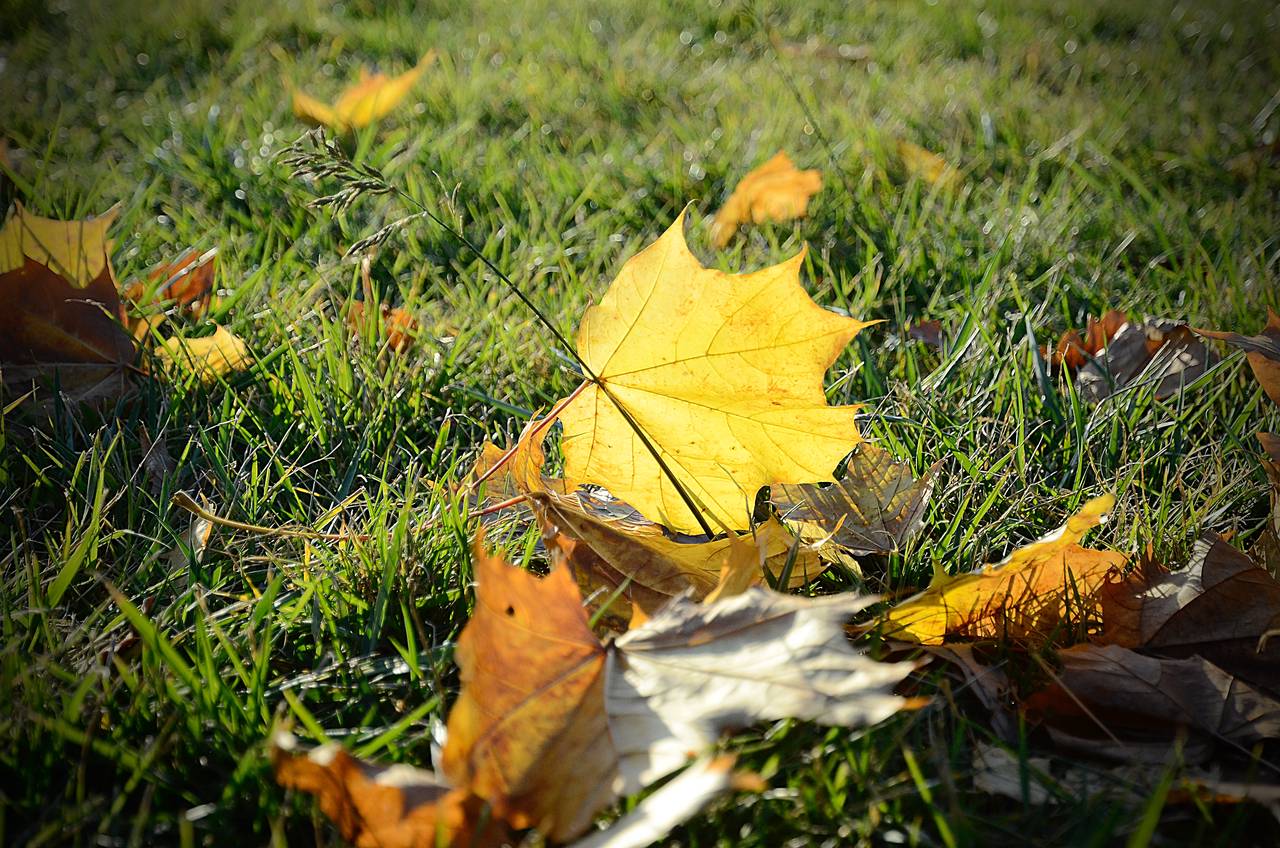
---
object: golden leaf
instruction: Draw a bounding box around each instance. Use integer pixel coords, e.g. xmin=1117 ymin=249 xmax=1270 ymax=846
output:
xmin=293 ymin=51 xmax=437 ymax=131
xmin=883 ymin=494 xmax=1126 ymax=645
xmin=710 ymin=151 xmax=822 ymax=247
xmin=560 ymin=211 xmax=872 ymax=533
xmin=154 ymin=325 xmax=251 ymax=383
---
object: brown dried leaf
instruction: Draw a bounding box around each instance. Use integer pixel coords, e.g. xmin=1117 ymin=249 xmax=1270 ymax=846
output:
xmin=1195 ymin=309 xmax=1280 ymax=406
xmin=0 ymin=204 xmax=135 ymax=398
xmin=1075 ymin=319 xmax=1214 ymax=403
xmin=771 ymin=443 xmax=941 ymax=557
xmin=348 ymin=300 xmax=419 ymax=353
xmin=120 ymin=247 xmax=217 ymax=321
xmin=1025 ymin=644 xmax=1280 ymax=763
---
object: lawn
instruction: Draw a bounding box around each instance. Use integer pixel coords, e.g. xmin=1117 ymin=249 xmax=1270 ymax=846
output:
xmin=3 ymin=0 xmax=1279 ymax=845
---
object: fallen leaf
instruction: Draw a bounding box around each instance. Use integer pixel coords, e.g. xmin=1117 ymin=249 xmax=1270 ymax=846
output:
xmin=1195 ymin=309 xmax=1280 ymax=406
xmin=1075 ymin=319 xmax=1214 ymax=403
xmin=1024 ymin=644 xmax=1280 ymax=763
xmin=441 ymin=534 xmax=613 ymax=841
xmin=293 ymin=51 xmax=437 ymax=132
xmin=348 ymin=299 xmax=418 ymax=353
xmin=1048 ymin=309 xmax=1127 ymax=371
xmin=897 ymin=140 xmax=960 ymax=189
xmin=153 ymin=325 xmax=251 ymax=383
xmin=1098 ymin=532 xmax=1280 ymax=691
xmin=567 ymin=755 xmax=762 ymax=848
xmin=1254 ymin=433 xmax=1280 ymax=577
xmin=120 ymin=247 xmax=217 ymax=321
xmin=559 ymin=211 xmax=873 ymax=533
xmin=710 ymin=151 xmax=823 ymax=247
xmin=907 ymin=319 xmax=944 ymax=350
xmin=606 ymin=586 xmax=915 ymax=791
xmin=272 ymin=730 xmax=507 ymax=848
xmin=771 ymin=443 xmax=941 ymax=557
xmin=773 ymin=37 xmax=872 ymax=63
xmin=971 ymin=742 xmax=1280 ymax=808
xmin=0 ymin=204 xmax=136 ymax=399
xmin=283 ymin=534 xmax=912 ymax=844
xmin=535 ymin=488 xmax=820 ymax=621
xmin=883 ymin=495 xmax=1126 ymax=645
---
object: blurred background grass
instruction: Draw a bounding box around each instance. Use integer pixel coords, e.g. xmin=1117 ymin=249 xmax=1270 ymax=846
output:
xmin=2 ymin=0 xmax=1279 ymax=844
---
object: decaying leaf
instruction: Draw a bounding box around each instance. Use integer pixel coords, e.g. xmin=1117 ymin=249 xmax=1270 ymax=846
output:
xmin=0 ymin=204 xmax=136 ymax=398
xmin=536 ymin=495 xmax=819 ymax=622
xmin=907 ymin=319 xmax=944 ymax=350
xmin=710 ymin=151 xmax=823 ymax=247
xmin=1098 ymin=532 xmax=1280 ymax=691
xmin=272 ymin=730 xmax=507 ymax=848
xmin=282 ymin=535 xmax=912 ymax=844
xmin=1254 ymin=433 xmax=1280 ymax=576
xmin=1074 ymin=318 xmax=1214 ymax=403
xmin=771 ymin=443 xmax=941 ymax=557
xmin=1024 ymin=644 xmax=1280 ymax=763
xmin=1195 ymin=309 xmax=1280 ymax=406
xmin=897 ymin=140 xmax=960 ymax=189
xmin=883 ymin=495 xmax=1125 ymax=645
xmin=607 ymin=587 xmax=916 ymax=791
xmin=120 ymin=247 xmax=217 ymax=321
xmin=153 ymin=325 xmax=251 ymax=383
xmin=560 ymin=211 xmax=873 ymax=533
xmin=1047 ymin=309 xmax=1127 ymax=372
xmin=293 ymin=51 xmax=437 ymax=132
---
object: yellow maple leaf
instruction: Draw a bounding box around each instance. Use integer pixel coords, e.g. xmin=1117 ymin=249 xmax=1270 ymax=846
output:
xmin=559 ymin=211 xmax=873 ymax=534
xmin=292 ymin=51 xmax=437 ymax=132
xmin=883 ymin=494 xmax=1126 ymax=645
xmin=710 ymin=151 xmax=822 ymax=248
xmin=154 ymin=325 xmax=251 ymax=383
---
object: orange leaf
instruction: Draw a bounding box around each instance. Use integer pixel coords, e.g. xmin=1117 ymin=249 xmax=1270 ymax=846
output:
xmin=441 ymin=533 xmax=615 ymax=841
xmin=272 ymin=731 xmax=508 ymax=848
xmin=120 ymin=247 xmax=217 ymax=320
xmin=710 ymin=151 xmax=822 ymax=247
xmin=348 ymin=300 xmax=419 ymax=353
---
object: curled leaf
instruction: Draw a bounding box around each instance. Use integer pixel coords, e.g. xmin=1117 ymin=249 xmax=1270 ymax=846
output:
xmin=883 ymin=495 xmax=1126 ymax=645
xmin=1195 ymin=309 xmax=1280 ymax=406
xmin=771 ymin=443 xmax=941 ymax=557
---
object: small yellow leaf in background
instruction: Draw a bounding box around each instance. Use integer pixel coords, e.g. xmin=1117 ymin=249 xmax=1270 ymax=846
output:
xmin=155 ymin=325 xmax=251 ymax=383
xmin=711 ymin=151 xmax=822 ymax=247
xmin=293 ymin=51 xmax=437 ymax=132
xmin=884 ymin=494 xmax=1125 ymax=645
xmin=897 ymin=139 xmax=961 ymax=189
xmin=560 ymin=211 xmax=873 ymax=534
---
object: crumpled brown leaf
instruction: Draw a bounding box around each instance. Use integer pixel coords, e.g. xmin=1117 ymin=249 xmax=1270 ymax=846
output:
xmin=1075 ymin=318 xmax=1215 ymax=403
xmin=771 ymin=443 xmax=941 ymax=558
xmin=1195 ymin=309 xmax=1280 ymax=406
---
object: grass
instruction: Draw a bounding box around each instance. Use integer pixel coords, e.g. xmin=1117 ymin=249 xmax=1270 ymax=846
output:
xmin=2 ymin=0 xmax=1279 ymax=844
